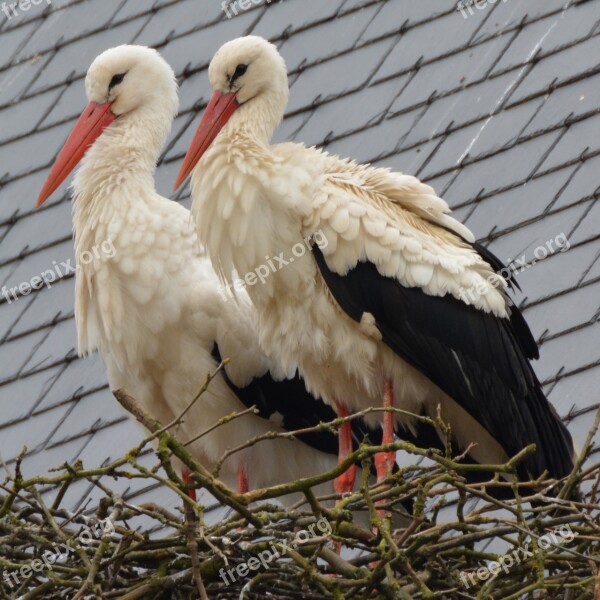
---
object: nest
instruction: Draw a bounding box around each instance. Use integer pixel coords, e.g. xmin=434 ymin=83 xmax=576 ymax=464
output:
xmin=1 ymin=374 xmax=599 ymax=599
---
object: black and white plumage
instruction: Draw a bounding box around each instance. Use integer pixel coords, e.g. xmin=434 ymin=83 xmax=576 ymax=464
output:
xmin=35 ymin=44 xmax=384 ymax=501
xmin=175 ymin=35 xmax=575 ymax=491
xmin=213 ymin=342 xmax=374 ymax=456
xmin=313 ymin=244 xmax=573 ymax=480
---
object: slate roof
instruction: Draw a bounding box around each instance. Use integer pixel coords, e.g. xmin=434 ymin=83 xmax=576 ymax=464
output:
xmin=0 ymin=0 xmax=598 ymax=512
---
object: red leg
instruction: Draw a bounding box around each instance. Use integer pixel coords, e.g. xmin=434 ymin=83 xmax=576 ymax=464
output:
xmin=374 ymin=379 xmax=396 ymax=526
xmin=237 ymin=464 xmax=249 ymax=494
xmin=334 ymin=403 xmax=357 ymax=495
xmin=182 ymin=468 xmax=197 ymax=502
xmin=375 ymin=379 xmax=396 ymax=483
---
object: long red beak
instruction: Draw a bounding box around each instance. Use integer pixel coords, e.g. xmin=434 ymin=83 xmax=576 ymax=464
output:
xmin=173 ymin=91 xmax=240 ymax=191
xmin=36 ymin=101 xmax=116 ymax=207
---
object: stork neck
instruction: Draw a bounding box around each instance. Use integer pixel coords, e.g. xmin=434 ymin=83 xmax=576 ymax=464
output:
xmin=71 ymin=105 xmax=171 ymax=259
xmin=72 ymin=106 xmax=169 ymax=226
xmin=226 ymin=90 xmax=285 ymax=147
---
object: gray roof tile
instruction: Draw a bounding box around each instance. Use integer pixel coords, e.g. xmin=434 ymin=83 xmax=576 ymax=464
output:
xmin=37 ymin=81 xmax=83 ymax=128
xmin=582 ymin=252 xmax=600 ymax=284
xmin=0 ymin=401 xmax=72 ymax=462
xmin=387 ymin=37 xmax=513 ymax=115
xmin=473 ymin=0 xmax=527 ymax=39
xmin=500 ymin=236 xmax=600 ymax=304
xmin=20 ymin=434 xmax=90 ymax=479
xmin=272 ymin=112 xmax=309 ymax=143
xmin=373 ymin=9 xmax=488 ymax=83
xmin=524 ymin=278 xmax=600 ymax=340
xmin=252 ymin=0 xmax=346 ymax=40
xmin=0 ymin=365 xmax=64 ymax=424
xmin=390 ymin=74 xmax=512 ymax=145
xmin=460 ymin=100 xmax=546 ymax=158
xmin=35 ymin=354 xmax=108 ymax=412
xmin=387 ymin=138 xmax=441 ymax=176
xmin=521 ymin=73 xmax=600 ymax=136
xmin=17 ymin=0 xmax=125 ymax=62
xmin=0 ymin=20 xmax=38 ymax=70
xmin=286 ymin=36 xmax=398 ymax=114
xmin=341 ymin=0 xmax=379 ymax=11
xmin=0 ymin=171 xmax=69 ymax=225
xmin=154 ymin=161 xmax=186 ymax=201
xmin=177 ymin=71 xmax=210 ymax=119
xmin=279 ymin=3 xmax=380 ymax=73
xmin=549 ymin=366 xmax=600 ymax=417
xmin=508 ymin=34 xmax=600 ymax=105
xmin=569 ymin=197 xmax=600 ymax=246
xmin=0 ymin=54 xmax=50 ymax=106
xmin=553 ymin=154 xmax=600 ymax=211
xmin=0 ymin=292 xmax=34 ymax=340
xmin=0 ymin=329 xmax=49 ymax=384
xmin=537 ymin=321 xmax=598 ymax=382
xmin=0 ymin=201 xmax=72 ymax=259
xmin=297 ymin=76 xmax=407 ymax=148
xmin=463 ymin=170 xmax=570 ymax=236
xmin=133 ymin=0 xmax=221 ymax=49
xmin=359 ymin=0 xmax=453 ymax=43
xmin=1 ymin=125 xmax=61 ymax=179
xmin=158 ymin=9 xmax=257 ymax=76
xmin=444 ymin=129 xmax=563 ymax=201
xmin=0 ymin=86 xmax=63 ymax=144
xmin=523 ymin=0 xmax=579 ymax=22
xmin=112 ymin=0 xmax=155 ymax=23
xmin=9 ymin=277 xmax=74 ymax=339
xmin=2 ymin=238 xmax=74 ymax=292
xmin=28 ymin=16 xmax=146 ymax=95
xmin=419 ymin=122 xmax=485 ymax=179
xmin=48 ymin=388 xmax=125 ymax=445
xmin=537 ymin=112 xmax=600 ymax=172
xmin=492 ymin=6 xmax=589 ymax=74
xmin=23 ymin=318 xmax=77 ymax=373
xmin=325 ymin=108 xmax=421 ymax=165
xmin=73 ymin=417 xmax=147 ymax=473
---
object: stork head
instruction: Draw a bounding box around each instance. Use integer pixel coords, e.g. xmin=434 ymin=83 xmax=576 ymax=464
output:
xmin=174 ymin=36 xmax=289 ymax=190
xmin=37 ymin=45 xmax=178 ymax=207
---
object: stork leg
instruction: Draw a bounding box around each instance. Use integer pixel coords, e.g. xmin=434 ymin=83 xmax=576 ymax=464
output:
xmin=237 ymin=464 xmax=249 ymax=494
xmin=182 ymin=468 xmax=197 ymax=502
xmin=375 ymin=379 xmax=395 ymax=484
xmin=374 ymin=379 xmax=396 ymax=525
xmin=334 ymin=403 xmax=357 ymax=495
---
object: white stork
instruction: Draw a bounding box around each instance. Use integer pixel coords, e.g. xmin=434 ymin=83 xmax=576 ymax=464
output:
xmin=174 ymin=35 xmax=575 ymax=495
xmin=35 ymin=44 xmax=377 ymax=503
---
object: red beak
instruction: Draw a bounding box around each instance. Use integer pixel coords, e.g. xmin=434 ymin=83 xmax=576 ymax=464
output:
xmin=36 ymin=101 xmax=116 ymax=207
xmin=173 ymin=91 xmax=240 ymax=191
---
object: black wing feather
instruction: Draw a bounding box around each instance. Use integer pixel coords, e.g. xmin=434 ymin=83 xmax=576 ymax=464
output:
xmin=471 ymin=241 xmax=539 ymax=360
xmin=212 ymin=344 xmax=376 ymax=455
xmin=313 ymin=245 xmax=574 ymax=480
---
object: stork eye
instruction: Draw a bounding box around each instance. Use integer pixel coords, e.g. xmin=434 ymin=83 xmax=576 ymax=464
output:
xmin=231 ymin=64 xmax=248 ymax=83
xmin=109 ymin=72 xmax=126 ymax=90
